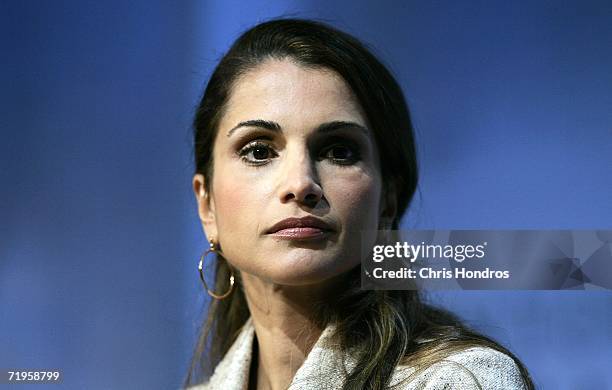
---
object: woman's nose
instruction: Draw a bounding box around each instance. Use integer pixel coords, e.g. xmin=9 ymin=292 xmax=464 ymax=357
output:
xmin=277 ymin=150 xmax=323 ymax=208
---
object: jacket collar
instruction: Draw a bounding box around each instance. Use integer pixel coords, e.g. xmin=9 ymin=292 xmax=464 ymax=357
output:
xmin=204 ymin=317 xmax=357 ymax=389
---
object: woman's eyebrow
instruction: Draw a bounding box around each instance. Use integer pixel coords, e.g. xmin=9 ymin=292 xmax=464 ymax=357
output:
xmin=226 ymin=119 xmax=370 ymax=137
xmin=316 ymin=121 xmax=370 ymax=137
xmin=227 ymin=120 xmax=281 ymax=137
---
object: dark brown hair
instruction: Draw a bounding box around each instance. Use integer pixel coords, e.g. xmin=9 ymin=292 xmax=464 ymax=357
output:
xmin=186 ymin=18 xmax=533 ymax=390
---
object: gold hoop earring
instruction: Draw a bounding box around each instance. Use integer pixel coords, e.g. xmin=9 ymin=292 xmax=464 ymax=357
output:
xmin=198 ymin=239 xmax=235 ymax=299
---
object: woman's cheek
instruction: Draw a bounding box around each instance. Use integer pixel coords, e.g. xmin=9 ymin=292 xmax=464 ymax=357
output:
xmin=212 ymin=173 xmax=252 ymax=229
xmin=329 ymin=173 xmax=381 ymax=225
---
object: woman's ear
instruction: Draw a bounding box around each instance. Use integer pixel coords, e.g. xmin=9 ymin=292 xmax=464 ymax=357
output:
xmin=193 ymin=174 xmax=218 ymax=239
xmin=379 ymin=181 xmax=398 ymax=228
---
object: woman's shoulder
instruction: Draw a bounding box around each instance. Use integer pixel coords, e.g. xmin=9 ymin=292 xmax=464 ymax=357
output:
xmin=391 ymin=346 xmax=527 ymax=390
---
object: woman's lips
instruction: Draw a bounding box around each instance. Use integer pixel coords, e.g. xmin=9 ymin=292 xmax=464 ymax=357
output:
xmin=265 ymin=216 xmax=335 ymax=240
xmin=269 ymin=227 xmax=330 ymax=240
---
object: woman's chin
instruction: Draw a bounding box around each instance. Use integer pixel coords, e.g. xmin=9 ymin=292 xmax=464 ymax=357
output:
xmin=234 ymin=261 xmax=326 ymax=286
xmin=232 ymin=245 xmax=361 ymax=286
xmin=258 ymin=259 xmax=357 ymax=286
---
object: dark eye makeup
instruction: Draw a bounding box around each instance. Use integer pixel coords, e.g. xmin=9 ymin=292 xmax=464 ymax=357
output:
xmin=318 ymin=140 xmax=361 ymax=165
xmin=238 ymin=140 xmax=278 ymax=166
xmin=234 ymin=131 xmax=365 ymax=168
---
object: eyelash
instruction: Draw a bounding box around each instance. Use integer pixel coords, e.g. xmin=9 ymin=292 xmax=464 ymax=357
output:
xmin=237 ymin=140 xmax=361 ymax=167
xmin=238 ymin=141 xmax=278 ymax=167
xmin=321 ymin=143 xmax=361 ymax=165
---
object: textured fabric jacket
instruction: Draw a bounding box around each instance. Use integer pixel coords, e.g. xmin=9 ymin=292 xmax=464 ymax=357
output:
xmin=189 ymin=317 xmax=527 ymax=389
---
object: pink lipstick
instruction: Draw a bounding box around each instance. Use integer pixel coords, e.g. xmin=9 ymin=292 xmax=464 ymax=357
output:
xmin=266 ymin=216 xmax=334 ymax=240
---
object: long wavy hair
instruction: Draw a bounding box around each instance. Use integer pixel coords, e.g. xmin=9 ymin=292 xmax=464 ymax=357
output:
xmin=185 ymin=18 xmax=534 ymax=389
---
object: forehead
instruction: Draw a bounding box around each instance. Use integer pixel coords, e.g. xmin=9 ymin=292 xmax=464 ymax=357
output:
xmin=220 ymin=59 xmax=367 ymax=131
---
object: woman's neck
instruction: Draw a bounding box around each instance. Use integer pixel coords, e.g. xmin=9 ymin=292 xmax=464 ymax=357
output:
xmin=241 ymin=272 xmax=339 ymax=390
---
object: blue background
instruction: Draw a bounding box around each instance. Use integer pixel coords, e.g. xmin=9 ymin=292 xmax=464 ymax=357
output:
xmin=2 ymin=1 xmax=611 ymax=389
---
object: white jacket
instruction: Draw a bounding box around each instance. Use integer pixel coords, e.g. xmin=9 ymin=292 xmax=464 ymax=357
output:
xmin=189 ymin=317 xmax=527 ymax=389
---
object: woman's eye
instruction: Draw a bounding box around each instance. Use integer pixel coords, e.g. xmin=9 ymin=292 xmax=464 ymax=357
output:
xmin=238 ymin=142 xmax=277 ymax=165
xmin=323 ymin=144 xmax=359 ymax=164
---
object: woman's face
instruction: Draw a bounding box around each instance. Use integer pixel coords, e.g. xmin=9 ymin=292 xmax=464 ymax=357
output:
xmin=194 ymin=59 xmax=391 ymax=286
